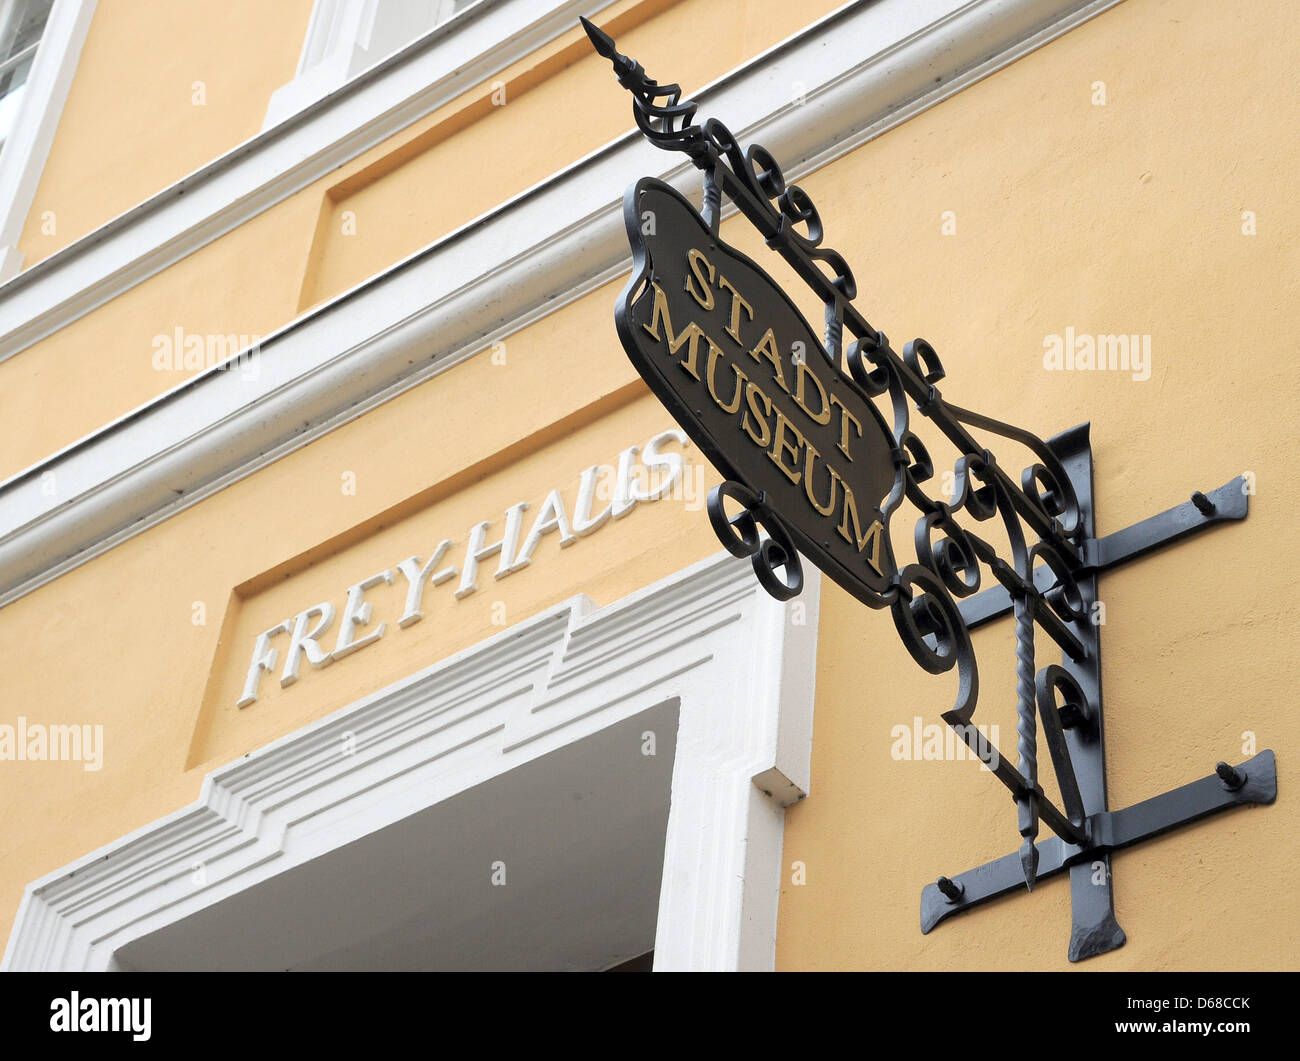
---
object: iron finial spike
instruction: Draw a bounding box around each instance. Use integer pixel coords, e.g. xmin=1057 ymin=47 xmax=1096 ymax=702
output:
xmin=579 ymin=16 xmax=705 ymax=156
xmin=580 ymin=16 xmax=628 ymax=71
xmin=578 ymin=16 xmax=612 ymax=55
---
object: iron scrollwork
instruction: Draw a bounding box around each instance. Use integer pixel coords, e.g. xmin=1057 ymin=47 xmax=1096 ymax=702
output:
xmin=585 ymin=14 xmax=1088 ymax=888
xmin=706 ymin=481 xmax=803 ymax=602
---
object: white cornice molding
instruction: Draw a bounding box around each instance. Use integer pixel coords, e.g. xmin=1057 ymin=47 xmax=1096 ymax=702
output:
xmin=0 ymin=0 xmax=611 ymax=358
xmin=2 ymin=552 xmax=821 ymax=972
xmin=0 ymin=0 xmax=1124 ymax=607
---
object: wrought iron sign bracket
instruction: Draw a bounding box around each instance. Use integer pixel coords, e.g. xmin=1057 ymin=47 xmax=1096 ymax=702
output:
xmin=582 ymin=17 xmax=1278 ymax=964
xmin=925 ymin=423 xmax=1273 ymax=961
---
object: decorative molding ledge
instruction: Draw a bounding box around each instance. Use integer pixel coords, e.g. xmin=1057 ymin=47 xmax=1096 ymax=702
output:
xmin=1 ymin=551 xmax=821 ymax=972
xmin=0 ymin=0 xmax=1124 ymax=607
xmin=0 ymin=0 xmax=610 ymax=359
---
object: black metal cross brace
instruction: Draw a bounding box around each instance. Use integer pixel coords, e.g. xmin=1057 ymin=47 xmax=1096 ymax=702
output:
xmin=922 ymin=424 xmax=1276 ymax=961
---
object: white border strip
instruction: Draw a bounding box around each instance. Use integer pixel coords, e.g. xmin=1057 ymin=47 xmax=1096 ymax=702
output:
xmin=0 ymin=0 xmax=98 ymax=282
xmin=2 ymin=552 xmax=821 ymax=972
xmin=0 ymin=0 xmax=1125 ymax=607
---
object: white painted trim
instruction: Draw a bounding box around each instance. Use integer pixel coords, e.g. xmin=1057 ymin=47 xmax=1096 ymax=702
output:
xmin=263 ymin=0 xmax=376 ymax=131
xmin=263 ymin=0 xmax=483 ymax=130
xmin=0 ymin=0 xmax=97 ymax=282
xmin=0 ymin=0 xmax=1124 ymax=365
xmin=1 ymin=551 xmax=821 ymax=972
xmin=0 ymin=0 xmax=1125 ymax=607
xmin=0 ymin=0 xmax=611 ymax=359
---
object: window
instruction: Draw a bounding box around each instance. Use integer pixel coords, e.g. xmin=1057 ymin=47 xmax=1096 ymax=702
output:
xmin=348 ymin=0 xmax=480 ymax=77
xmin=263 ymin=0 xmax=484 ymax=130
xmin=0 ymin=0 xmax=53 ymax=149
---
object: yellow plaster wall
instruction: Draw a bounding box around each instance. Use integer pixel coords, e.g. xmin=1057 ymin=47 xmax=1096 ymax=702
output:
xmin=0 ymin=0 xmax=841 ymax=480
xmin=0 ymin=273 xmax=723 ymax=954
xmin=16 ymin=0 xmax=316 ymax=263
xmin=0 ymin=0 xmax=1295 ymax=973
xmin=774 ymin=0 xmax=1298 ymax=969
xmin=298 ymin=0 xmax=841 ymax=309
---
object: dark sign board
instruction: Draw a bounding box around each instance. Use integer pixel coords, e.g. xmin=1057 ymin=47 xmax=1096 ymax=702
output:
xmin=618 ymin=177 xmax=896 ymax=601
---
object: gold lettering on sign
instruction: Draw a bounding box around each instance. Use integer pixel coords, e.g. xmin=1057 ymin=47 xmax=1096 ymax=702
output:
xmin=838 ymin=486 xmax=886 ymax=576
xmin=717 ymin=273 xmax=753 ymax=345
xmin=706 ymin=341 xmax=747 ymax=414
xmin=803 ymin=445 xmax=840 ymax=517
xmin=829 ymin=395 xmax=861 ymax=462
xmin=637 ymin=250 xmax=889 ymax=580
xmin=768 ymin=410 xmax=805 ymax=485
xmin=742 ymin=380 xmax=774 ymax=448
xmin=793 ymin=359 xmax=832 ymax=426
xmin=685 ymin=248 xmax=715 ymax=310
xmin=749 ymin=328 xmax=790 ymax=395
xmin=642 ymin=282 xmax=706 ymax=380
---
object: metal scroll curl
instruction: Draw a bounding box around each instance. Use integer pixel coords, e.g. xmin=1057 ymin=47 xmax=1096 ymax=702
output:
xmin=706 ymin=481 xmax=803 ymax=602
xmin=697 ymin=118 xmax=858 ymax=305
xmin=890 ymin=563 xmax=978 ymax=726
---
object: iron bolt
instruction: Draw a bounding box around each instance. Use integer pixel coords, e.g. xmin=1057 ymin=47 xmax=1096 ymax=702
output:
xmin=1059 ymin=702 xmax=1086 ymax=729
xmin=1215 ymin=761 xmax=1246 ymax=790
xmin=936 ymin=876 xmax=964 ymax=902
xmin=1191 ymin=491 xmax=1216 ymax=516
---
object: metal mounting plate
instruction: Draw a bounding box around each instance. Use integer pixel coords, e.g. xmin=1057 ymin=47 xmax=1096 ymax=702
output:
xmin=923 ymin=429 xmax=1273 ymax=961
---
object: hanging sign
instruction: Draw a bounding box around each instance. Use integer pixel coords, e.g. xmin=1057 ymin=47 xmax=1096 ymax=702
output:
xmin=619 ymin=177 xmax=896 ymax=601
xmin=583 ymin=14 xmax=1275 ymax=964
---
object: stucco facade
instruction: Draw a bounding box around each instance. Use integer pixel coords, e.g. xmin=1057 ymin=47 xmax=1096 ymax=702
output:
xmin=0 ymin=0 xmax=1293 ymax=971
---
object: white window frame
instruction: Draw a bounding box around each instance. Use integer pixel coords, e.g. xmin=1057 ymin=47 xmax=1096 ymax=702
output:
xmin=1 ymin=551 xmax=820 ymax=972
xmin=263 ymin=0 xmax=486 ymax=130
xmin=0 ymin=0 xmax=96 ymax=281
